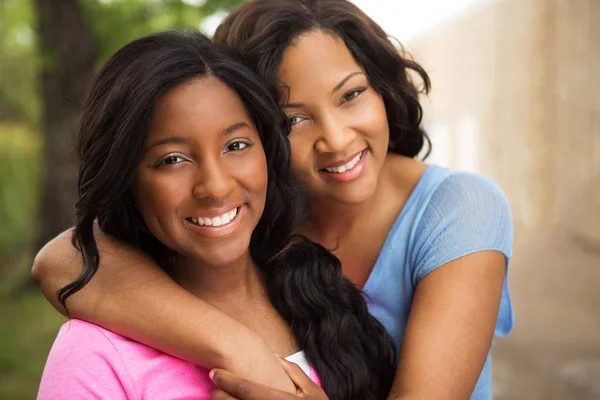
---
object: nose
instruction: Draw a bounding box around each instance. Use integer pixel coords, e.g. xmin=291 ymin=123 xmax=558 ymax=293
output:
xmin=191 ymin=158 xmax=236 ymax=201
xmin=314 ymin=113 xmax=356 ymax=153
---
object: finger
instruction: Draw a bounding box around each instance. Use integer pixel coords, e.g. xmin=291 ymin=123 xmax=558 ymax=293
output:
xmin=210 ymin=368 xmax=292 ymax=400
xmin=276 ymin=356 xmax=317 ymax=391
xmin=211 ymin=388 xmax=239 ymax=400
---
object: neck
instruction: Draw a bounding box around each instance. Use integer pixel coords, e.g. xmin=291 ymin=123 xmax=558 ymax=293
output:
xmin=302 ymin=170 xmax=388 ymax=247
xmin=303 ymin=155 xmax=428 ymax=248
xmin=171 ymin=252 xmax=267 ymax=311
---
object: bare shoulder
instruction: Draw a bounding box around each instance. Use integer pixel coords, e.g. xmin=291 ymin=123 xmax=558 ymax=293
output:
xmin=32 ymin=228 xmax=78 ymax=283
xmin=37 ymin=228 xmax=75 ymax=258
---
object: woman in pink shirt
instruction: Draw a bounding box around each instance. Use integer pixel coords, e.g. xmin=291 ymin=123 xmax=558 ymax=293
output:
xmin=37 ymin=30 xmax=395 ymax=400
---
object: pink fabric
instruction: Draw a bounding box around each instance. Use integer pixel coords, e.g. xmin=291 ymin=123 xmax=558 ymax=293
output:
xmin=38 ymin=319 xmax=321 ymax=399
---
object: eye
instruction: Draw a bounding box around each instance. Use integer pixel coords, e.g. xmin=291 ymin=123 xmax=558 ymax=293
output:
xmin=341 ymin=88 xmax=366 ymax=103
xmin=225 ymin=141 xmax=249 ymax=153
xmin=158 ymin=155 xmax=185 ymax=166
xmin=288 ymin=116 xmax=306 ymax=126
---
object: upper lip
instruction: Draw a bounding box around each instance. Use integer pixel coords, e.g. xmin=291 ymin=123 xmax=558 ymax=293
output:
xmin=186 ymin=204 xmax=241 ymax=219
xmin=321 ymin=149 xmax=364 ymax=170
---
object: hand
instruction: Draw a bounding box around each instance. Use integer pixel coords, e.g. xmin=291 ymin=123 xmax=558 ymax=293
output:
xmin=210 ymin=355 xmax=328 ymax=400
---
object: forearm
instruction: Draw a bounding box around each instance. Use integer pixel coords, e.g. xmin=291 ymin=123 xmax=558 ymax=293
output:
xmin=32 ymin=228 xmax=295 ymax=392
xmin=92 ymin=279 xmax=295 ymax=391
xmin=72 ymin=269 xmax=294 ymax=391
xmin=387 ymin=252 xmax=505 ymax=399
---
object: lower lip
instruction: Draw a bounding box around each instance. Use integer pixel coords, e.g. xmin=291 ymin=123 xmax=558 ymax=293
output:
xmin=319 ymin=150 xmax=367 ymax=183
xmin=183 ymin=206 xmax=244 ymax=239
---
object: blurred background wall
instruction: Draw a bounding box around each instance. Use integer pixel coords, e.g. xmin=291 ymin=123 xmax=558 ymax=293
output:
xmin=414 ymin=0 xmax=600 ymax=237
xmin=0 ymin=0 xmax=598 ymax=399
xmin=404 ymin=0 xmax=600 ymax=398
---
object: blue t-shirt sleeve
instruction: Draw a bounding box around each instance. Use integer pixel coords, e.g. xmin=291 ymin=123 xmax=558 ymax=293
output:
xmin=411 ymin=171 xmax=514 ymax=283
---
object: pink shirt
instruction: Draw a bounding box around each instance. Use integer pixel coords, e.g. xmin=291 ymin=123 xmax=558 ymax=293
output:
xmin=38 ymin=319 xmax=321 ymax=399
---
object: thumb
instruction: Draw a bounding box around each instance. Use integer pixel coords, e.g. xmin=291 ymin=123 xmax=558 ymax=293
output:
xmin=276 ymin=356 xmax=318 ymax=393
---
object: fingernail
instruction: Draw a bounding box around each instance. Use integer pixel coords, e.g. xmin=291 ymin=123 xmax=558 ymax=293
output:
xmin=209 ymin=369 xmax=216 ymax=383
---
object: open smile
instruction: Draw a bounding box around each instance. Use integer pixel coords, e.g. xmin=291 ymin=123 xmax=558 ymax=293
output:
xmin=183 ymin=205 xmax=245 ymax=238
xmin=185 ymin=206 xmax=240 ymax=227
xmin=319 ymin=149 xmax=367 ymax=182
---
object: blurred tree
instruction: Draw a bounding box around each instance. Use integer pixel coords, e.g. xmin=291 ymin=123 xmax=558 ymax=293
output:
xmin=34 ymin=0 xmax=96 ymax=252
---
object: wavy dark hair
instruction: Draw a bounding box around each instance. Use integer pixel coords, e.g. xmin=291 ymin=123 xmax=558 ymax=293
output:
xmin=57 ymin=30 xmax=395 ymax=400
xmin=214 ymin=0 xmax=432 ymax=158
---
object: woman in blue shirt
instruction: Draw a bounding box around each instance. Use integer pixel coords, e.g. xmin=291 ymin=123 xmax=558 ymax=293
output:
xmin=33 ymin=1 xmax=513 ymax=399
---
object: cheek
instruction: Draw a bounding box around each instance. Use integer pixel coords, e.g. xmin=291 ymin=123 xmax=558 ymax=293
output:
xmin=359 ymin=94 xmax=389 ymax=141
xmin=134 ymin=172 xmax=188 ymax=226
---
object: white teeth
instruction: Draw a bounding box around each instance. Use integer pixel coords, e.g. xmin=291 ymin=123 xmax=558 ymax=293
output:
xmin=324 ymin=151 xmax=362 ymax=173
xmin=189 ymin=207 xmax=239 ymax=228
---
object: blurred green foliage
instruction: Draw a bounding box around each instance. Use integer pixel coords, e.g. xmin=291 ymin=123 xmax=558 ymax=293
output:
xmin=0 ymin=0 xmax=246 ymax=124
xmin=0 ymin=289 xmax=66 ymax=400
xmin=0 ymin=124 xmax=41 ymax=260
xmin=82 ymin=0 xmax=223 ymax=68
xmin=0 ymin=0 xmax=246 ymax=398
xmin=0 ymin=0 xmax=38 ymax=122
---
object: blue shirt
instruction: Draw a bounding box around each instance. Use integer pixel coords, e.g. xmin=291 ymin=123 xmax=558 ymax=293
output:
xmin=364 ymin=165 xmax=514 ymax=400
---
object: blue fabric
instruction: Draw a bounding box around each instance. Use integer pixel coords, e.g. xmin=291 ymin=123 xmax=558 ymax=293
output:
xmin=363 ymin=165 xmax=514 ymax=400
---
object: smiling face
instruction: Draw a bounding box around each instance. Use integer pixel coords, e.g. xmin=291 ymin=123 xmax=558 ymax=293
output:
xmin=134 ymin=76 xmax=268 ymax=268
xmin=278 ymin=30 xmax=389 ymax=206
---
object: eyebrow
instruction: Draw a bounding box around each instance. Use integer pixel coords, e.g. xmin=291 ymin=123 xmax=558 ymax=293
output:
xmin=280 ymin=71 xmax=365 ymax=109
xmin=148 ymin=122 xmax=251 ymax=149
xmin=281 ymin=102 xmax=305 ymax=109
xmin=148 ymin=136 xmax=191 ymax=149
xmin=222 ymin=121 xmax=250 ymax=136
xmin=331 ymin=71 xmax=364 ymax=94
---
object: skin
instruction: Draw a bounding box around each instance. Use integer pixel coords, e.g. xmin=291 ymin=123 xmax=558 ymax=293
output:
xmin=33 ymin=31 xmax=507 ymax=400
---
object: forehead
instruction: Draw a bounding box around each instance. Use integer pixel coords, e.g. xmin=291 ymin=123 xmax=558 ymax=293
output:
xmin=277 ymin=30 xmax=364 ymax=96
xmin=148 ymin=76 xmax=251 ymax=140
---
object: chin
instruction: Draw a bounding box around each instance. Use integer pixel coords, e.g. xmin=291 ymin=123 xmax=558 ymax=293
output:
xmin=325 ymin=179 xmax=378 ymax=206
xmin=195 ymin=248 xmax=249 ymax=268
xmin=329 ymin=191 xmax=372 ymax=206
xmin=206 ymin=237 xmax=253 ymax=265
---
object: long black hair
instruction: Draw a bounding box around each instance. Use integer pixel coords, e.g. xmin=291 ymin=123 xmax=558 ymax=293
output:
xmin=58 ymin=30 xmax=395 ymax=400
xmin=214 ymin=0 xmax=432 ymax=158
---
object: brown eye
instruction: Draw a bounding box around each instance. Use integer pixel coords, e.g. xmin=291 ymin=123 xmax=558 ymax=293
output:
xmin=159 ymin=155 xmax=185 ymax=166
xmin=342 ymin=89 xmax=365 ymax=103
xmin=225 ymin=141 xmax=249 ymax=153
xmin=288 ymin=116 xmax=305 ymax=126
